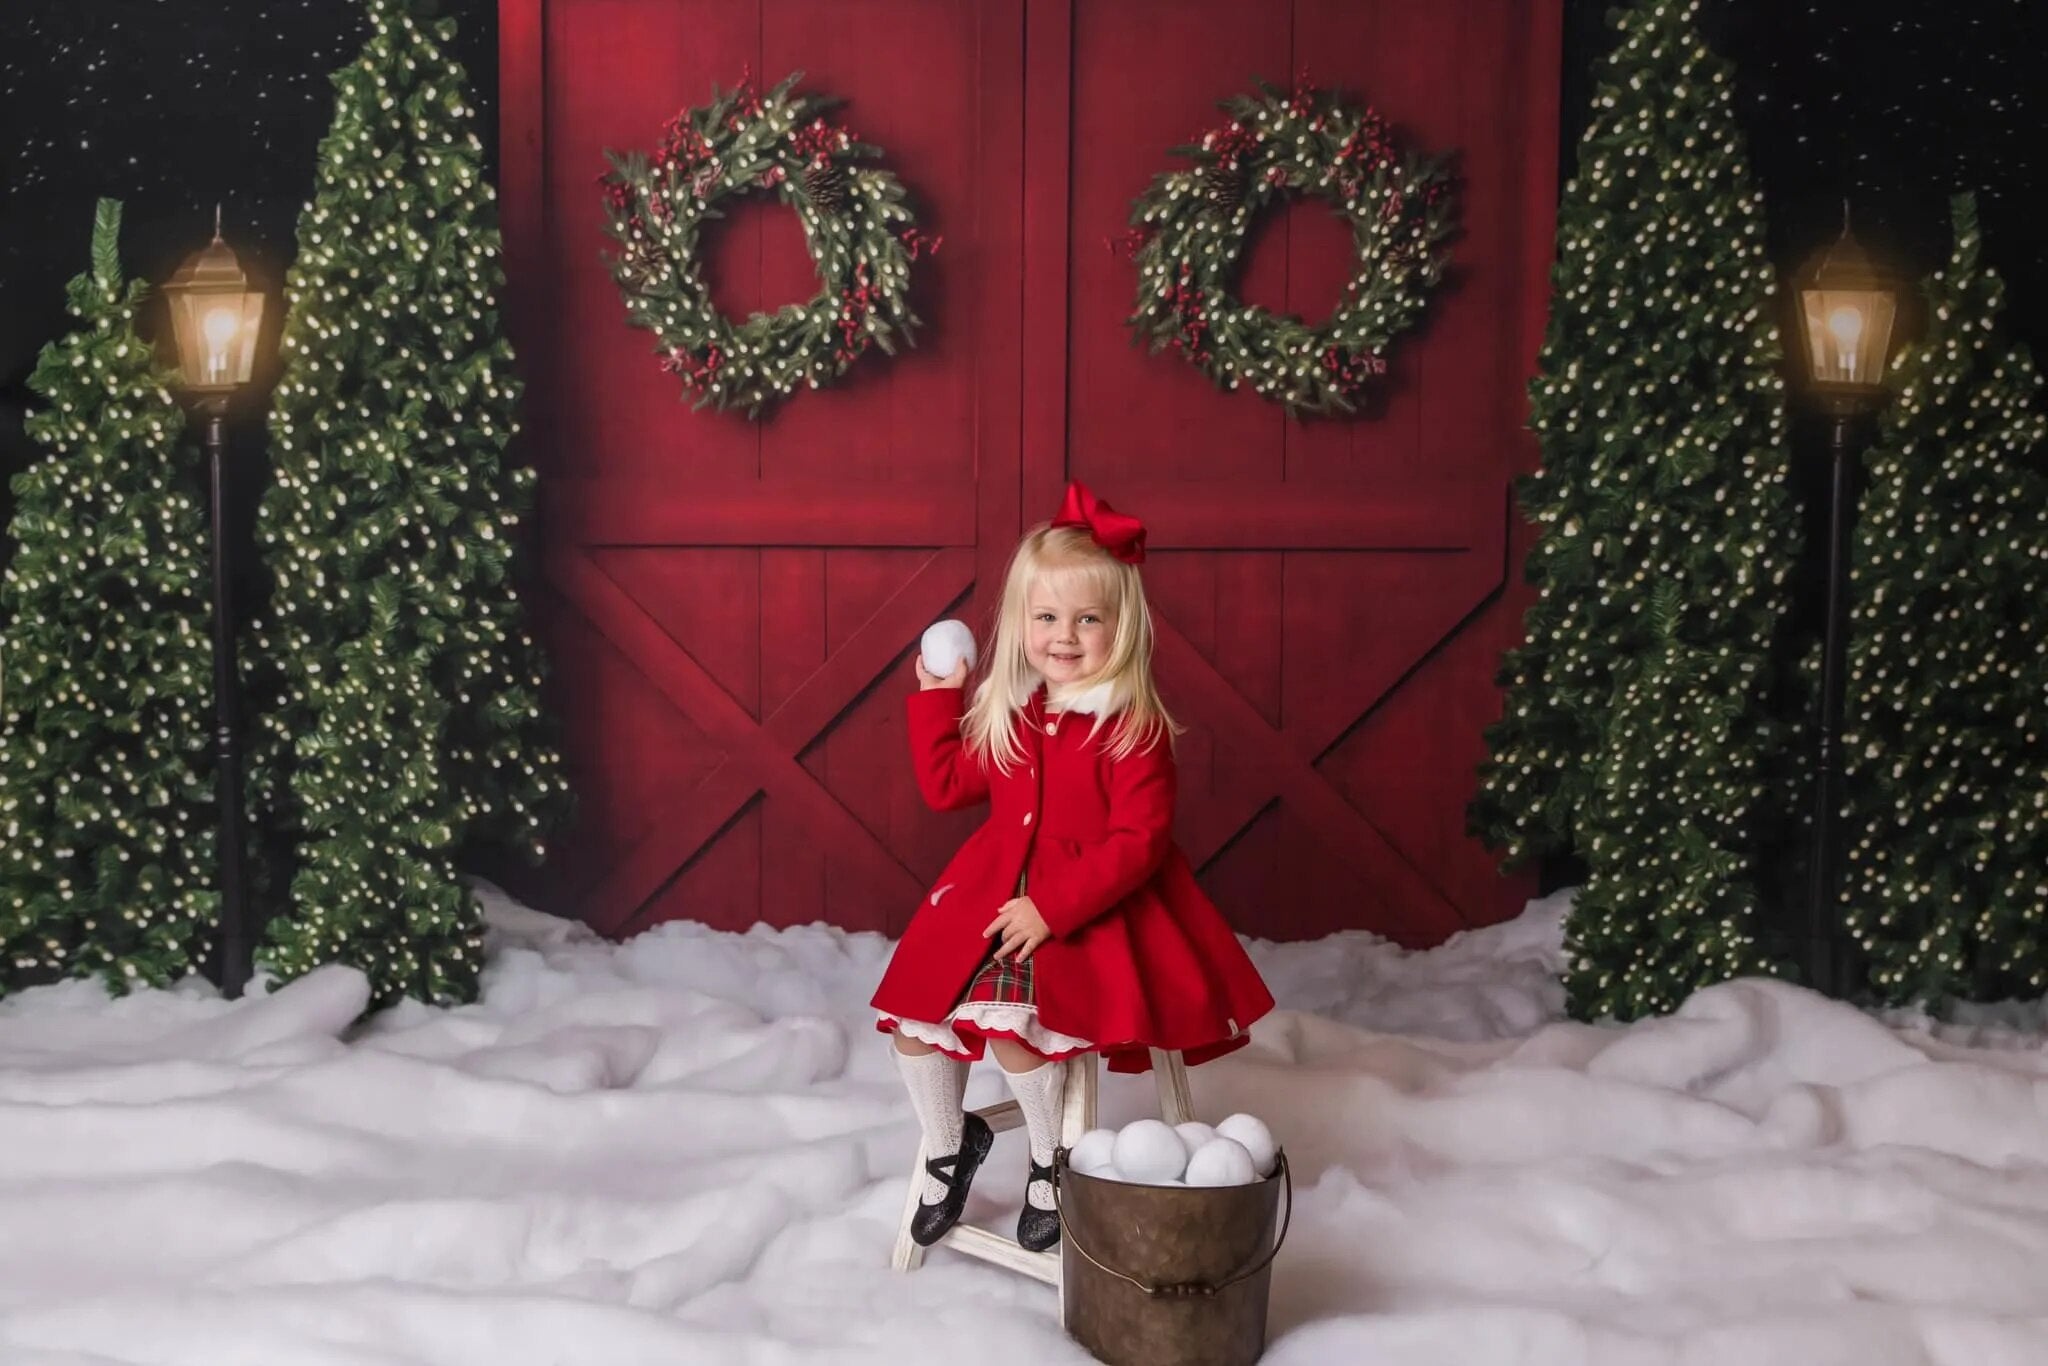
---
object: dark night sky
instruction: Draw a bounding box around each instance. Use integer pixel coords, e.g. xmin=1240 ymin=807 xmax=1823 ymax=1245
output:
xmin=0 ymin=0 xmax=499 ymax=482
xmin=1646 ymin=0 xmax=2046 ymax=339
xmin=0 ymin=0 xmax=497 ymax=319
xmin=0 ymin=0 xmax=2043 ymax=496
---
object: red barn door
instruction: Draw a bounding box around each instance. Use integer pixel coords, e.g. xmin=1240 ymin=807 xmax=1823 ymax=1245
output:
xmin=499 ymin=0 xmax=1558 ymax=943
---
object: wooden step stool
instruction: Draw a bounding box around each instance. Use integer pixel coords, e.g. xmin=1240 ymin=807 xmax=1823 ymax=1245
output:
xmin=890 ymin=1048 xmax=1194 ymax=1284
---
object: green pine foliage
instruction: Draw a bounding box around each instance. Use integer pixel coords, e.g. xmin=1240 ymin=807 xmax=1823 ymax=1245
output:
xmin=0 ymin=200 xmax=220 ymax=996
xmin=249 ymin=0 xmax=569 ymax=1007
xmin=1469 ymin=0 xmax=1803 ymax=1019
xmin=1569 ymin=639 xmax=1792 ymax=1021
xmin=1840 ymin=195 xmax=2048 ymax=1006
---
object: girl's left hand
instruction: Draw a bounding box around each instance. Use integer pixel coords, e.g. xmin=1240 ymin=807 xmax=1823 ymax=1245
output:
xmin=985 ymin=896 xmax=1051 ymax=962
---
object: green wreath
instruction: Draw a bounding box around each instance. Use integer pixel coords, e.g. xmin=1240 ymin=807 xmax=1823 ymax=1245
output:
xmin=599 ymin=72 xmax=940 ymax=417
xmin=1123 ymin=78 xmax=1459 ymax=417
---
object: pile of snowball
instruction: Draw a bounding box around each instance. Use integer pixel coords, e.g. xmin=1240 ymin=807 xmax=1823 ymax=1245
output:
xmin=1067 ymin=1114 xmax=1279 ymax=1187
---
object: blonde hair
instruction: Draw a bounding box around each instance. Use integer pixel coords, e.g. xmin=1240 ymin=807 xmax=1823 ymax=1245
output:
xmin=961 ymin=524 xmax=1181 ymax=772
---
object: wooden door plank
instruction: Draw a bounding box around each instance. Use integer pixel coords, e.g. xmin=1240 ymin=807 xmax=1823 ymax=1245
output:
xmin=764 ymin=549 xmax=976 ymax=752
xmin=589 ymin=762 xmax=763 ymax=936
xmin=1155 ymin=619 xmax=1465 ymax=934
xmin=551 ymin=548 xmax=928 ymax=909
xmin=550 ymin=480 xmax=977 ymax=547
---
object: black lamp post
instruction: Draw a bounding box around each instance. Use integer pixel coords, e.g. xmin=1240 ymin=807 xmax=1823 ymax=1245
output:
xmin=161 ymin=210 xmax=267 ymax=999
xmin=1790 ymin=209 xmax=1900 ymax=999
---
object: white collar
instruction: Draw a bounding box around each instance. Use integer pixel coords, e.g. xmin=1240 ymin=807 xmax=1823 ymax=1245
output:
xmin=1040 ymin=676 xmax=1123 ymax=717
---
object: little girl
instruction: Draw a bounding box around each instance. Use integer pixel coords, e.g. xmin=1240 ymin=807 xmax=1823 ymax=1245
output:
xmin=873 ymin=480 xmax=1275 ymax=1252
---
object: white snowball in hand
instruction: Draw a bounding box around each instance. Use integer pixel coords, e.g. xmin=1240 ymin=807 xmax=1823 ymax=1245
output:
xmin=1214 ymin=1113 xmax=1278 ymax=1177
xmin=1184 ymin=1136 xmax=1257 ymax=1187
xmin=919 ymin=619 xmax=977 ymax=679
xmin=1112 ymin=1119 xmax=1189 ymax=1184
xmin=1069 ymin=1128 xmax=1118 ymax=1176
xmin=1174 ymin=1121 xmax=1217 ymax=1152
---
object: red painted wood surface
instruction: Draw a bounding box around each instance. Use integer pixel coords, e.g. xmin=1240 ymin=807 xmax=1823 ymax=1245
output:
xmin=497 ymin=0 xmax=1558 ymax=944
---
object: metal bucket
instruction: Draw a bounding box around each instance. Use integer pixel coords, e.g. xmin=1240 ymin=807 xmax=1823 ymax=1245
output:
xmin=1054 ymin=1149 xmax=1292 ymax=1366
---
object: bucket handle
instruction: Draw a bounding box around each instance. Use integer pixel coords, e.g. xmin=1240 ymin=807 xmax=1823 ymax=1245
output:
xmin=1051 ymin=1148 xmax=1293 ymax=1299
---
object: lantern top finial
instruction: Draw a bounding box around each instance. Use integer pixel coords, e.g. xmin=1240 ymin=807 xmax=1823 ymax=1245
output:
xmin=1798 ymin=206 xmax=1886 ymax=296
xmin=165 ymin=218 xmax=249 ymax=296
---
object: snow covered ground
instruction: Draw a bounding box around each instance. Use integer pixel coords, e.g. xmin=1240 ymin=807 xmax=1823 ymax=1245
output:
xmin=4 ymin=885 xmax=2048 ymax=1365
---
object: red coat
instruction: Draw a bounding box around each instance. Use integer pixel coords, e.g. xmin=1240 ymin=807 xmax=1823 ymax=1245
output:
xmin=871 ymin=686 xmax=1274 ymax=1073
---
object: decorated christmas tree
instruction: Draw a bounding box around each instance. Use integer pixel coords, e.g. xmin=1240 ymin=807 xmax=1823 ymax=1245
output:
xmin=1567 ymin=637 xmax=1794 ymax=1022
xmin=0 ymin=200 xmax=220 ymax=996
xmin=249 ymin=0 xmax=568 ymax=1006
xmin=1468 ymin=0 xmax=1804 ymax=1019
xmin=1839 ymin=195 xmax=2048 ymax=1006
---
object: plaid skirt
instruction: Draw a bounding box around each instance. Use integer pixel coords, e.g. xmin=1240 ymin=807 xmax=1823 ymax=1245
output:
xmin=956 ymin=868 xmax=1040 ymax=1012
xmin=879 ymin=871 xmax=1097 ymax=1062
xmin=960 ymin=948 xmax=1036 ymax=1008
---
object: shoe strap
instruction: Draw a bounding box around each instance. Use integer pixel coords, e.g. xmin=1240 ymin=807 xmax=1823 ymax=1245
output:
xmin=924 ymin=1116 xmax=987 ymax=1186
xmin=1024 ymin=1155 xmax=1058 ymax=1209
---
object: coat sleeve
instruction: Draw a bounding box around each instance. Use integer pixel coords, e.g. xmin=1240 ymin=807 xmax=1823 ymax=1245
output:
xmin=1030 ymin=737 xmax=1176 ymax=938
xmin=906 ymin=688 xmax=990 ymax=812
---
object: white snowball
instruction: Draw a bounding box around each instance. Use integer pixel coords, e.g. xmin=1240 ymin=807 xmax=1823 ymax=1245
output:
xmin=1173 ymin=1121 xmax=1217 ymax=1152
xmin=1127 ymin=1169 xmax=1187 ymax=1187
xmin=1069 ymin=1128 xmax=1118 ymax=1175
xmin=1184 ymin=1136 xmax=1257 ymax=1187
xmin=1214 ymin=1113 xmax=1278 ymax=1177
xmin=1112 ymin=1119 xmax=1189 ymax=1184
xmin=919 ymin=619 xmax=977 ymax=679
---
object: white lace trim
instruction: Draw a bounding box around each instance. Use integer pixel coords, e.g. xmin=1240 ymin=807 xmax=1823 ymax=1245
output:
xmin=882 ymin=1002 xmax=1096 ymax=1058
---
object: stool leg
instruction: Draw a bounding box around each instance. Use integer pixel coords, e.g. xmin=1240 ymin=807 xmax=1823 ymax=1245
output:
xmin=890 ymin=1136 xmax=931 ymax=1272
xmin=1149 ymin=1049 xmax=1194 ymax=1126
xmin=1054 ymin=1053 xmax=1098 ymax=1327
xmin=1058 ymin=1052 xmax=1098 ymax=1148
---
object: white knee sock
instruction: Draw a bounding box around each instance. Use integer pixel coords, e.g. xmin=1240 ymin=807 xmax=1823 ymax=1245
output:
xmin=896 ymin=1048 xmax=969 ymax=1202
xmin=1002 ymin=1060 xmax=1065 ymax=1209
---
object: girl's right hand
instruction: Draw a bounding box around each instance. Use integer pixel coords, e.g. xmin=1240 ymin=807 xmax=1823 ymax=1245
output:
xmin=915 ymin=657 xmax=969 ymax=690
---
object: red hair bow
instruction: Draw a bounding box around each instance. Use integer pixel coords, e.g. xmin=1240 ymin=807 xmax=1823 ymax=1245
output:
xmin=1051 ymin=481 xmax=1147 ymax=565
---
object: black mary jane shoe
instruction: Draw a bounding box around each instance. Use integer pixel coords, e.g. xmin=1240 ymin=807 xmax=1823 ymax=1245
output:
xmin=1016 ymin=1156 xmax=1062 ymax=1252
xmin=910 ymin=1112 xmax=995 ymax=1246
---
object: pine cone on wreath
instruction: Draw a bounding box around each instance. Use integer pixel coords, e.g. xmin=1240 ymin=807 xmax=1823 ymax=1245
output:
xmin=803 ymin=160 xmax=849 ymax=210
xmin=618 ymin=250 xmax=659 ymax=291
xmin=1201 ymin=161 xmax=1245 ymax=211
